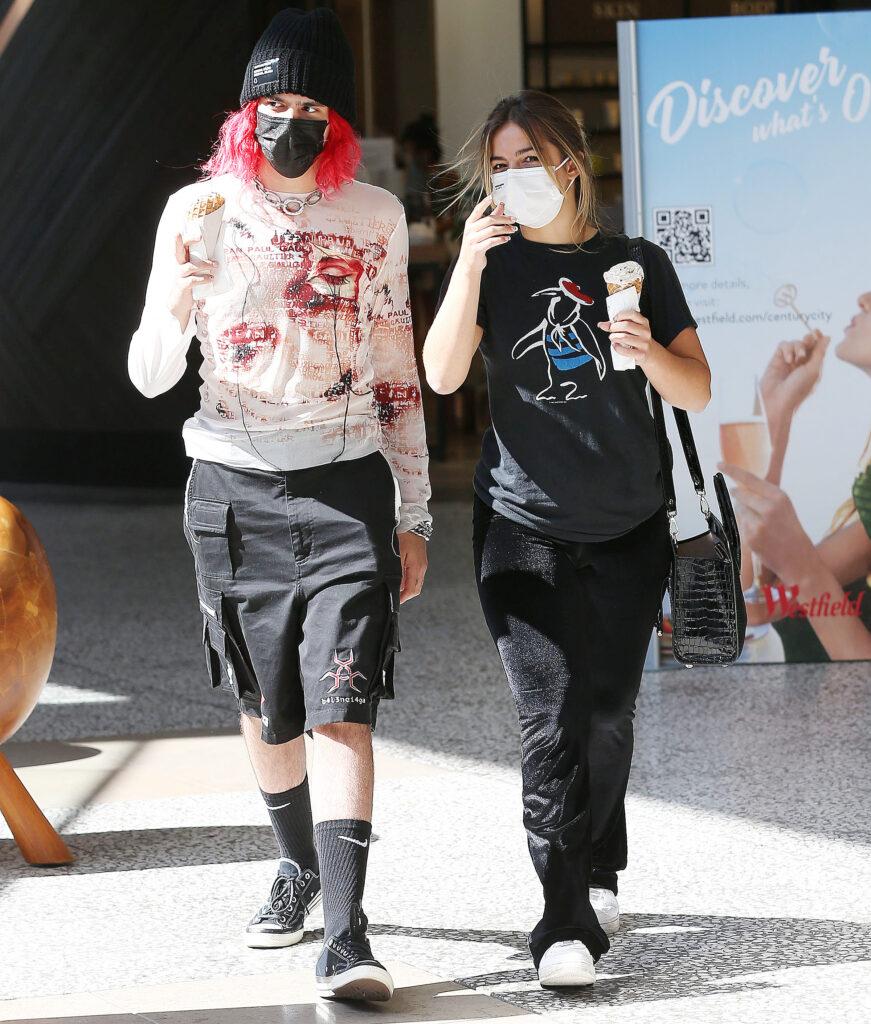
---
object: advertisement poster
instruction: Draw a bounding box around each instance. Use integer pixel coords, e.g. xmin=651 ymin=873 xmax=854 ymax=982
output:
xmin=620 ymin=11 xmax=871 ymax=665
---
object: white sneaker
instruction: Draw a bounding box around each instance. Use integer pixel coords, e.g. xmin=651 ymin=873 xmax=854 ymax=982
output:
xmin=590 ymin=886 xmax=620 ymax=936
xmin=537 ymin=940 xmax=596 ymax=988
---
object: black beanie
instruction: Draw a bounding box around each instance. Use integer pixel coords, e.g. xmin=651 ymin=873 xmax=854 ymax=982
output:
xmin=240 ymin=6 xmax=356 ymax=125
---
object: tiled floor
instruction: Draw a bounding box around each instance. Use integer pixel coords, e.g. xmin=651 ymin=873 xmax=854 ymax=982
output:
xmin=1 ymin=495 xmax=870 ymax=1023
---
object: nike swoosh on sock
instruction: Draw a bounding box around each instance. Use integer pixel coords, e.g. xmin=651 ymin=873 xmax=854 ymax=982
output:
xmin=338 ymin=835 xmax=369 ymax=848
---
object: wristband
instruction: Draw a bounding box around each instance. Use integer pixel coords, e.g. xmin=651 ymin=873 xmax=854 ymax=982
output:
xmin=407 ymin=521 xmax=433 ymax=541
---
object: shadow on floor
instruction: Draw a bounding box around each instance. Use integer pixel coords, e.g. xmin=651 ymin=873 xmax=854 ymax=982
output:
xmin=0 ymin=825 xmax=385 ymax=878
xmin=4 ymin=916 xmax=870 ymax=1021
xmin=372 ymin=915 xmax=871 ymax=1011
xmin=3 ymin=741 xmax=102 ymax=768
xmin=0 ymin=979 xmax=528 ymax=1024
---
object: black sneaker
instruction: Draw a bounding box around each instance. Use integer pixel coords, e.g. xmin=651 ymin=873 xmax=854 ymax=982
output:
xmin=245 ymin=868 xmax=321 ymax=948
xmin=315 ymin=903 xmax=394 ymax=1001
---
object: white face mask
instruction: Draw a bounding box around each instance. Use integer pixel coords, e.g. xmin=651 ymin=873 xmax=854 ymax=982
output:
xmin=491 ymin=157 xmax=571 ymax=229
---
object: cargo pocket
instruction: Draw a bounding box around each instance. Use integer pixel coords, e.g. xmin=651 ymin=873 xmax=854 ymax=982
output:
xmin=372 ymin=583 xmax=401 ymax=702
xmin=199 ymin=592 xmax=231 ymax=693
xmin=201 ymin=614 xmax=227 ymax=692
xmin=198 ymin=589 xmax=258 ymax=704
xmin=188 ymin=498 xmax=234 ymax=581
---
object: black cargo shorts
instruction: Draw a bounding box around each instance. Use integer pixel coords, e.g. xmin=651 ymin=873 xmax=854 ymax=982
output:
xmin=182 ymin=451 xmax=403 ymax=743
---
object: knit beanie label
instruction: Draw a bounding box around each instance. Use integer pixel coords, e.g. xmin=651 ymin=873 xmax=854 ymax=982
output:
xmin=252 ymin=58 xmax=280 ymax=91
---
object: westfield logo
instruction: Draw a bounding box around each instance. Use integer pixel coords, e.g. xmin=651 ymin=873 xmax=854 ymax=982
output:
xmin=762 ymin=584 xmax=865 ymax=618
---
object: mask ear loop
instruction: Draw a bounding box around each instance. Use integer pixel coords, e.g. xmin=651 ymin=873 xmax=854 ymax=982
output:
xmin=552 ymin=156 xmax=576 ymax=197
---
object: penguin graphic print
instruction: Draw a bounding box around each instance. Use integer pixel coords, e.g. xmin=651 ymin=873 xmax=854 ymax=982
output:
xmin=512 ymin=276 xmax=607 ymax=401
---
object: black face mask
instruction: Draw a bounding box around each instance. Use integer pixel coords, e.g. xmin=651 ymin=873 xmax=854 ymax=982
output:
xmin=254 ymin=111 xmax=327 ymax=179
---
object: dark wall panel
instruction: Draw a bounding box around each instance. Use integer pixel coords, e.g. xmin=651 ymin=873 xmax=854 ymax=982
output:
xmin=0 ymin=0 xmax=299 ymax=483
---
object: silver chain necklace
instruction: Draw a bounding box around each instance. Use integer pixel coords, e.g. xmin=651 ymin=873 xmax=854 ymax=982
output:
xmin=253 ymin=177 xmax=322 ymax=217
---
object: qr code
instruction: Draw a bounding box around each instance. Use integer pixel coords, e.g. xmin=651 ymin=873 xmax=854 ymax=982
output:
xmin=653 ymin=207 xmax=713 ymax=265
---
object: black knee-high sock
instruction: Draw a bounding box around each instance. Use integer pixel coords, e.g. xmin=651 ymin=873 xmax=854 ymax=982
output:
xmin=315 ymin=819 xmax=371 ymax=936
xmin=261 ymin=777 xmax=318 ymax=878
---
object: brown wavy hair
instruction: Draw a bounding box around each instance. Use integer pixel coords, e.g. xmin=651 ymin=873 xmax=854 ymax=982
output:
xmin=439 ymin=90 xmax=604 ymax=244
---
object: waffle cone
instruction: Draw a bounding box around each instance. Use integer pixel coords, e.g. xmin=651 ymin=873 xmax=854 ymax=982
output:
xmin=187 ymin=193 xmax=225 ymax=219
xmin=606 ymin=279 xmax=643 ymax=297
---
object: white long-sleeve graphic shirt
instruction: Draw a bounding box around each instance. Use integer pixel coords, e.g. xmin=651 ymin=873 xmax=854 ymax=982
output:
xmin=128 ymin=173 xmax=431 ymax=533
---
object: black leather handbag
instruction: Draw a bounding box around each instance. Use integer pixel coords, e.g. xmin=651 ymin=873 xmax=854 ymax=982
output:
xmin=628 ymin=237 xmax=747 ymax=666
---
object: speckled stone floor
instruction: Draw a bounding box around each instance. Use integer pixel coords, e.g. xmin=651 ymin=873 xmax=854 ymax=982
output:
xmin=1 ymin=494 xmax=870 ymax=1023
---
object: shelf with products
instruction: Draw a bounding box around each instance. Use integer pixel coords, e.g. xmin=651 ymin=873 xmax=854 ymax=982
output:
xmin=539 ymin=57 xmax=619 ymax=91
xmin=524 ymin=15 xmax=619 ymax=92
xmin=568 ymin=97 xmax=622 ymax=136
xmin=523 ymin=0 xmax=625 ymax=199
xmin=522 ymin=4 xmax=621 ymax=118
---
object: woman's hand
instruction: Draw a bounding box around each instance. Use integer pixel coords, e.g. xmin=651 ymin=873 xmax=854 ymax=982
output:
xmin=759 ymin=330 xmax=829 ymax=439
xmin=167 ymin=232 xmax=216 ymax=329
xmin=457 ymin=196 xmax=516 ymax=274
xmin=718 ymin=461 xmax=820 ymax=584
xmin=398 ymin=531 xmax=428 ymax=603
xmin=596 ymin=309 xmax=658 ymax=366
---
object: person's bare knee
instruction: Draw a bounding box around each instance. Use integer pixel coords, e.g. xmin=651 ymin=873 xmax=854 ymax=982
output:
xmin=312 ymin=721 xmax=371 ymax=747
xmin=310 ymin=722 xmax=374 ymax=822
xmin=241 ymin=712 xmax=307 ymax=793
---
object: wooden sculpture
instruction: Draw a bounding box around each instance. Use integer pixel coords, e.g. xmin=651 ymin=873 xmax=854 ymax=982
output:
xmin=0 ymin=496 xmax=73 ymax=864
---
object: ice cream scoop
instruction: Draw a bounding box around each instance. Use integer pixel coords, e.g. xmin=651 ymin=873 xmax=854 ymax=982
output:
xmin=604 ymin=260 xmax=644 ymax=296
xmin=604 ymin=260 xmax=645 ymax=371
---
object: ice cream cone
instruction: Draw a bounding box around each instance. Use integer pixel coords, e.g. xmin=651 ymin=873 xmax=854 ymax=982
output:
xmin=604 ymin=260 xmax=645 ymax=297
xmin=187 ymin=194 xmax=225 ymax=219
xmin=185 ymin=193 xmax=226 ymax=299
xmin=604 ymin=260 xmax=645 ymax=371
xmin=186 ymin=193 xmax=225 ymax=262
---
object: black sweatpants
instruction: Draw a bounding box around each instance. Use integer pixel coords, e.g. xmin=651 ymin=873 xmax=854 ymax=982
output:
xmin=472 ymin=495 xmax=671 ymax=967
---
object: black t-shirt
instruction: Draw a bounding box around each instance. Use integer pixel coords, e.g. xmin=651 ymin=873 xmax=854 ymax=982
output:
xmin=436 ymin=230 xmax=697 ymax=542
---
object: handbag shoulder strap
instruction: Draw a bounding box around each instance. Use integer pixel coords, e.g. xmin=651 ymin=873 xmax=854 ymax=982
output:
xmin=626 ymin=236 xmax=708 ymax=513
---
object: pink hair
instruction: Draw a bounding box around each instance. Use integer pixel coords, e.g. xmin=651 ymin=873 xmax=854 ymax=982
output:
xmin=201 ymin=101 xmax=362 ymax=196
